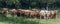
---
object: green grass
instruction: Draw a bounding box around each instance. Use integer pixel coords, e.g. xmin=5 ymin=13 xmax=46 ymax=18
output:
xmin=0 ymin=13 xmax=60 ymax=24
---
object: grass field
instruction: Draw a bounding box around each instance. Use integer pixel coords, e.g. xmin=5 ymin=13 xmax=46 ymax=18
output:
xmin=0 ymin=12 xmax=60 ymax=24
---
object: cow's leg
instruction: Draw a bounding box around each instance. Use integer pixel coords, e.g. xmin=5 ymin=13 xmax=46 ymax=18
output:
xmin=47 ymin=15 xmax=50 ymax=19
xmin=52 ymin=15 xmax=56 ymax=19
xmin=36 ymin=14 xmax=40 ymax=18
xmin=43 ymin=14 xmax=46 ymax=19
xmin=17 ymin=13 xmax=20 ymax=17
xmin=40 ymin=15 xmax=42 ymax=19
xmin=29 ymin=14 xmax=31 ymax=18
xmin=44 ymin=15 xmax=47 ymax=19
xmin=40 ymin=15 xmax=44 ymax=19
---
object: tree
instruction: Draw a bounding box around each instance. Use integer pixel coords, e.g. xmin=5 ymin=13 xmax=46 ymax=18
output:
xmin=6 ymin=0 xmax=20 ymax=9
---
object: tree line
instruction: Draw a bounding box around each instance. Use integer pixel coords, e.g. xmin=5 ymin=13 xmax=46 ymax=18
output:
xmin=0 ymin=0 xmax=60 ymax=9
